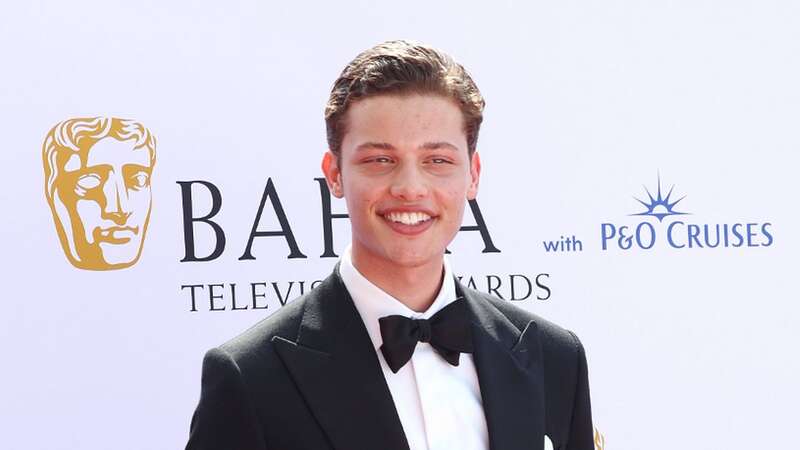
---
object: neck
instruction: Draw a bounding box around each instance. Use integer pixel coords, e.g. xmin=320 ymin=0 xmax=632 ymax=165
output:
xmin=350 ymin=246 xmax=445 ymax=313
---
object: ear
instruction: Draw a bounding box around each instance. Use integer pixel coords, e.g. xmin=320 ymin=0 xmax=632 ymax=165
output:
xmin=466 ymin=151 xmax=481 ymax=200
xmin=321 ymin=151 xmax=344 ymax=198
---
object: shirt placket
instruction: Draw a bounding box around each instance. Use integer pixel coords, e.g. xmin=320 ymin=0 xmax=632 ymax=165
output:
xmin=413 ymin=342 xmax=454 ymax=450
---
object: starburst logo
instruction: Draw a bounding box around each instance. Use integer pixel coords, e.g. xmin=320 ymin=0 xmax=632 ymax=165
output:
xmin=630 ymin=174 xmax=689 ymax=222
xmin=601 ymin=172 xmax=773 ymax=251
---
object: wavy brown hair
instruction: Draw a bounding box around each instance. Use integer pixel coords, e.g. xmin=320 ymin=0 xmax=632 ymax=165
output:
xmin=324 ymin=40 xmax=485 ymax=158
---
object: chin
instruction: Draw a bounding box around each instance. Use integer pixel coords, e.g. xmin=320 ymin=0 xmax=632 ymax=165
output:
xmin=383 ymin=245 xmax=440 ymax=268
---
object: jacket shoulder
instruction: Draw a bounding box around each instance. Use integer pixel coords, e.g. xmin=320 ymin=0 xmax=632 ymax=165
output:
xmin=464 ymin=285 xmax=584 ymax=356
xmin=215 ymin=287 xmax=312 ymax=362
xmin=463 ymin=286 xmax=592 ymax=441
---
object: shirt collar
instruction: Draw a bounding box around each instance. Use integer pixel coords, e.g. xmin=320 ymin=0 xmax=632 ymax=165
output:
xmin=339 ymin=244 xmax=457 ymax=352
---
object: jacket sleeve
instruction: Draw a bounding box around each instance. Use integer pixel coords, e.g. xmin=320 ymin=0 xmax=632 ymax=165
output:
xmin=566 ymin=331 xmax=594 ymax=450
xmin=186 ymin=347 xmax=268 ymax=450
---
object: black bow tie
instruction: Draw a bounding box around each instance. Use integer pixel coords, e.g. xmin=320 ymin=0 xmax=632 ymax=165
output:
xmin=378 ymin=298 xmax=474 ymax=374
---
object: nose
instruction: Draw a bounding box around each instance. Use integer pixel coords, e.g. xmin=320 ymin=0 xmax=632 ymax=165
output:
xmin=101 ymin=172 xmax=132 ymax=225
xmin=389 ymin=162 xmax=429 ymax=201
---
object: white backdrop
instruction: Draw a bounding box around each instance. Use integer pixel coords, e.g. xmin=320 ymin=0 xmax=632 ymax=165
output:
xmin=2 ymin=1 xmax=799 ymax=449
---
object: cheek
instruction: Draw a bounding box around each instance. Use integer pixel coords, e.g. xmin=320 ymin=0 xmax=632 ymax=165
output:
xmin=443 ymin=188 xmax=470 ymax=226
xmin=343 ymin=180 xmax=383 ymax=215
xmin=75 ymin=199 xmax=102 ymax=225
xmin=348 ymin=195 xmax=378 ymax=226
xmin=433 ymin=170 xmax=471 ymax=201
xmin=56 ymin=182 xmax=80 ymax=209
xmin=440 ymin=184 xmax=467 ymax=209
xmin=450 ymin=199 xmax=467 ymax=225
xmin=128 ymin=189 xmax=152 ymax=218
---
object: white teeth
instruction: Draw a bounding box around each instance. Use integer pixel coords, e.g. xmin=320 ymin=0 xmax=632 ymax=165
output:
xmin=385 ymin=211 xmax=432 ymax=225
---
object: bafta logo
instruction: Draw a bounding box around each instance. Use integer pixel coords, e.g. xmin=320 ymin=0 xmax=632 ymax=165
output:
xmin=594 ymin=427 xmax=605 ymax=450
xmin=42 ymin=117 xmax=156 ymax=270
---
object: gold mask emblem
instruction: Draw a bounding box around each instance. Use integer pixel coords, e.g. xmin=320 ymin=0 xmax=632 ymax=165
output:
xmin=594 ymin=427 xmax=605 ymax=450
xmin=43 ymin=117 xmax=156 ymax=270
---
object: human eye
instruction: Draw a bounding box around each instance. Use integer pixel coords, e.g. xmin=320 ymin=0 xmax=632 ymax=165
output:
xmin=123 ymin=165 xmax=152 ymax=190
xmin=75 ymin=173 xmax=103 ymax=196
xmin=425 ymin=156 xmax=454 ymax=166
xmin=364 ymin=156 xmax=394 ymax=164
xmin=128 ymin=171 xmax=150 ymax=189
xmin=77 ymin=173 xmax=101 ymax=190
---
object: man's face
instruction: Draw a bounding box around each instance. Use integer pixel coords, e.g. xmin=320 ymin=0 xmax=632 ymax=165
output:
xmin=54 ymin=138 xmax=153 ymax=269
xmin=323 ymin=94 xmax=481 ymax=271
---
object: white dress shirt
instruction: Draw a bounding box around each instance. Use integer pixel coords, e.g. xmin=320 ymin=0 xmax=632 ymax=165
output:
xmin=339 ymin=245 xmax=490 ymax=450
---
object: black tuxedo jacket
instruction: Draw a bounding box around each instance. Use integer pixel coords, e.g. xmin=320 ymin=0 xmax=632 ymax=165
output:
xmin=186 ymin=267 xmax=593 ymax=450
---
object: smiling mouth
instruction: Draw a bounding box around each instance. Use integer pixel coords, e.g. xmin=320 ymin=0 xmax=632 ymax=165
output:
xmin=383 ymin=211 xmax=433 ymax=226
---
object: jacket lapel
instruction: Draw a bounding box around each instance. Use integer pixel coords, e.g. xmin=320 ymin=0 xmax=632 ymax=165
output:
xmin=272 ymin=268 xmax=545 ymax=450
xmin=459 ymin=282 xmax=546 ymax=450
xmin=272 ymin=267 xmax=409 ymax=450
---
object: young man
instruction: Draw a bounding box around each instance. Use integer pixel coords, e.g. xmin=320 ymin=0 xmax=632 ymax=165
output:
xmin=186 ymin=40 xmax=593 ymax=450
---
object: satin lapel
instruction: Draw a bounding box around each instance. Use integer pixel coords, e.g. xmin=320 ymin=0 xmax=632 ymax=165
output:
xmin=460 ymin=283 xmax=546 ymax=450
xmin=272 ymin=268 xmax=409 ymax=450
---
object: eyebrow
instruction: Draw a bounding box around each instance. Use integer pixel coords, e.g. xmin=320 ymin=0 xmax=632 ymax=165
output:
xmin=82 ymin=162 xmax=152 ymax=170
xmin=355 ymin=141 xmax=460 ymax=152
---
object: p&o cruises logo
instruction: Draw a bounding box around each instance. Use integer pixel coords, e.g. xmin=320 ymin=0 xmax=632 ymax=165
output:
xmin=600 ymin=175 xmax=773 ymax=251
